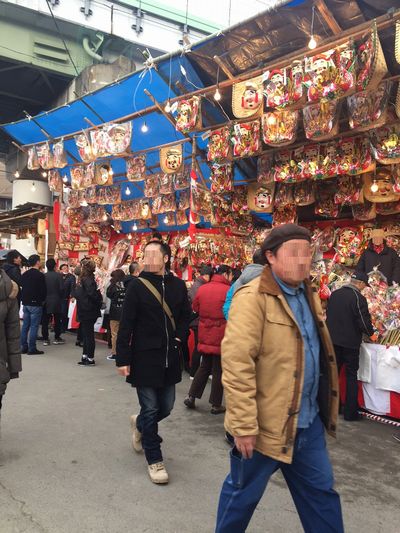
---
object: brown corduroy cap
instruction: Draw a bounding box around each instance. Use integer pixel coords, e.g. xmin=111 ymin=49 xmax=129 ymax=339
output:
xmin=261 ymin=224 xmax=311 ymax=253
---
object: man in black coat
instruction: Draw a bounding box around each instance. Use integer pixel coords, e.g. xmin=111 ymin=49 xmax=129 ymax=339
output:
xmin=60 ymin=264 xmax=76 ymax=333
xmin=356 ymin=229 xmax=400 ymax=285
xmin=42 ymin=259 xmax=65 ymax=346
xmin=326 ymin=272 xmax=376 ymax=421
xmin=116 ymin=240 xmax=191 ymax=484
xmin=3 ymin=250 xmax=22 ymax=304
xmin=123 ymin=261 xmax=141 ymax=289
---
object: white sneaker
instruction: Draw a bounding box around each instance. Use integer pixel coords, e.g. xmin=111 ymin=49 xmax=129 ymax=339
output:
xmin=148 ymin=462 xmax=169 ymax=484
xmin=130 ymin=415 xmax=143 ymax=453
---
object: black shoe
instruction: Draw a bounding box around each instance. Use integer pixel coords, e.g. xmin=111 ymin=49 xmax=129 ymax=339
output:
xmin=77 ymin=358 xmax=95 ymax=366
xmin=21 ymin=346 xmax=28 ymax=354
xmin=184 ymin=396 xmax=196 ymax=409
xmin=37 ymin=336 xmax=44 ymax=341
xmin=86 ymin=358 xmax=95 ymax=366
xmin=75 ymin=341 xmax=83 ymax=347
xmin=107 ymin=354 xmax=116 ymax=361
xmin=27 ymin=349 xmax=44 ymax=355
xmin=54 ymin=338 xmax=65 ymax=345
xmin=211 ymin=405 xmax=226 ymax=415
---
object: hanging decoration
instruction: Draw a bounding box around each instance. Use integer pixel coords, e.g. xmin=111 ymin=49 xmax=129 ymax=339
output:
xmin=257 ymin=154 xmax=274 ymax=183
xmin=48 ymin=169 xmax=63 ymax=193
xmin=158 ymin=173 xmax=175 ymax=195
xmin=352 ymin=200 xmax=377 ymax=221
xmin=70 ymin=166 xmax=86 ymax=190
xmin=247 ymin=182 xmax=275 ymax=212
xmin=27 ymin=146 xmax=39 ymax=170
xmin=126 ymin=155 xmax=146 ymax=182
xmin=356 ymin=25 xmax=388 ymax=92
xmin=334 ymin=175 xmax=364 ymax=205
xmin=95 ymin=163 xmax=113 ymax=186
xmin=273 ymin=204 xmax=297 ymax=226
xmin=315 ymin=179 xmax=339 ymax=217
xmin=347 ymin=80 xmax=391 ymax=131
xmin=144 ymin=174 xmax=160 ymax=198
xmin=210 ymin=163 xmax=233 ymax=194
xmin=232 ymin=76 xmax=263 ymax=119
xmin=103 ymin=122 xmax=132 ymax=155
xmin=174 ymin=168 xmax=190 ymax=190
xmin=363 ymin=169 xmax=400 ymax=203
xmin=262 ymin=109 xmax=298 ymax=146
xmin=293 ymin=181 xmax=315 ymax=206
xmin=52 ymin=140 xmax=68 ymax=168
xmin=160 ymin=144 xmax=183 ymax=174
xmin=178 ymin=190 xmax=190 ymax=210
xmin=231 ymin=120 xmax=260 ymax=157
xmin=175 ymin=96 xmax=201 ymax=133
xmin=83 ymin=162 xmax=95 ymax=188
xmin=75 ymin=131 xmax=94 ymax=162
xmin=370 ymin=125 xmax=400 ymax=164
xmin=303 ymin=100 xmax=340 ymax=141
xmin=207 ymin=127 xmax=231 ymax=161
xmin=36 ymin=142 xmax=53 ymax=169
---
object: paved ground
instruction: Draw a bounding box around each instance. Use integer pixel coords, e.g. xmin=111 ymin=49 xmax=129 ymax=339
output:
xmin=0 ymin=336 xmax=399 ymax=533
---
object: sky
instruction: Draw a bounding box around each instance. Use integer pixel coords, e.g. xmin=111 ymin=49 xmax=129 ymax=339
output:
xmin=166 ymin=0 xmax=279 ymax=29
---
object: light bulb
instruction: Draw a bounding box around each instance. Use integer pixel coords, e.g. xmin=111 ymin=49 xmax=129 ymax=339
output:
xmin=308 ymin=35 xmax=317 ymax=50
xmin=266 ymin=114 xmax=277 ymax=126
xmin=108 ymin=167 xmax=113 ymax=177
xmin=164 ymin=100 xmax=171 ymax=113
xmin=102 ymin=213 xmax=108 ymax=221
xmin=31 ymin=182 xmax=36 ymax=192
xmin=62 ymin=175 xmax=68 ymax=183
xmin=141 ymin=121 xmax=149 ymax=133
xmin=132 ymin=223 xmax=138 ymax=231
xmin=42 ymin=171 xmax=47 ymax=178
xmin=163 ymin=215 xmax=169 ymax=224
xmin=80 ymin=200 xmax=88 ymax=207
xmin=14 ymin=170 xmax=20 ymax=178
xmin=125 ymin=186 xmax=131 ymax=195
xmin=127 ymin=233 xmax=133 ymax=240
xmin=214 ymin=87 xmax=221 ymax=101
xmin=370 ymin=181 xmax=379 ymax=193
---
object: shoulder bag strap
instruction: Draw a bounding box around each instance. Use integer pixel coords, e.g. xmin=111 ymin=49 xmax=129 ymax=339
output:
xmin=138 ymin=278 xmax=176 ymax=332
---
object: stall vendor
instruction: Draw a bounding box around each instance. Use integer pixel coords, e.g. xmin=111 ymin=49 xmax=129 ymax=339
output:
xmin=356 ymin=229 xmax=400 ymax=285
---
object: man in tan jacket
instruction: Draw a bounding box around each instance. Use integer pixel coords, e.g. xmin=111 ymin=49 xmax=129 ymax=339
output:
xmin=216 ymin=224 xmax=343 ymax=533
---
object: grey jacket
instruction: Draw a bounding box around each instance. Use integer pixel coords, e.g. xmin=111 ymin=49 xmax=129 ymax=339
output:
xmin=45 ymin=271 xmax=64 ymax=314
xmin=0 ymin=269 xmax=22 ymax=396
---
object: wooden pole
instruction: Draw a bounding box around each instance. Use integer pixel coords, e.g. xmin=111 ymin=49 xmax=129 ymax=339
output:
xmin=213 ymin=55 xmax=235 ymax=80
xmin=315 ymin=0 xmax=342 ymax=34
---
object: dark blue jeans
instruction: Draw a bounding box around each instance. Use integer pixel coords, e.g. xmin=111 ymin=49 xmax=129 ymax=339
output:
xmin=216 ymin=415 xmax=344 ymax=533
xmin=21 ymin=305 xmax=43 ymax=352
xmin=136 ymin=385 xmax=176 ymax=465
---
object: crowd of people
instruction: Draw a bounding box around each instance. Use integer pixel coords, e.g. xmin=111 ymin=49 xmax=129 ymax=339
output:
xmin=0 ymin=223 xmax=399 ymax=532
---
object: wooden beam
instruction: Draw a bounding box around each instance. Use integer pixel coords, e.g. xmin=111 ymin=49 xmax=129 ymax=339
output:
xmin=213 ymin=55 xmax=235 ymax=80
xmin=315 ymin=0 xmax=342 ymax=35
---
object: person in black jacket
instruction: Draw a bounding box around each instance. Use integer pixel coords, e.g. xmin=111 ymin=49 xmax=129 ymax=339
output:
xmin=3 ymin=250 xmax=22 ymax=304
xmin=356 ymin=229 xmax=400 ymax=285
xmin=116 ymin=240 xmax=191 ymax=485
xmin=326 ymin=272 xmax=376 ymax=421
xmin=60 ymin=264 xmax=76 ymax=333
xmin=42 ymin=259 xmax=65 ymax=346
xmin=106 ymin=269 xmax=126 ymax=361
xmin=20 ymin=254 xmax=46 ymax=355
xmin=123 ymin=261 xmax=141 ymax=289
xmin=73 ymin=261 xmax=102 ymax=366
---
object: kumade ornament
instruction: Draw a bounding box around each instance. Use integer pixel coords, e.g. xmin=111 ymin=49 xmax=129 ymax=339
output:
xmin=48 ymin=170 xmax=63 ymax=194
xmin=370 ymin=125 xmax=400 ymax=165
xmin=210 ymin=163 xmax=233 ymax=194
xmin=273 ymin=204 xmax=297 ymax=226
xmin=262 ymin=109 xmax=298 ymax=147
xmin=257 ymin=154 xmax=274 ymax=184
xmin=144 ymin=174 xmax=160 ymax=198
xmin=75 ymin=131 xmax=94 ymax=162
xmin=356 ymin=25 xmax=388 ymax=92
xmin=95 ymin=163 xmax=113 ymax=186
xmin=363 ymin=169 xmax=400 ymax=203
xmin=294 ymin=181 xmax=315 ymax=206
xmin=247 ymin=182 xmax=275 ymax=213
xmin=103 ymin=122 xmax=132 ymax=155
xmin=303 ymin=101 xmax=340 ymax=141
xmin=334 ymin=175 xmax=363 ymax=205
xmin=36 ymin=143 xmax=53 ymax=169
xmin=174 ymin=168 xmax=190 ymax=191
xmin=232 ymin=76 xmax=263 ymax=119
xmin=231 ymin=121 xmax=260 ymax=158
xmin=352 ymin=200 xmax=377 ymax=221
xmin=175 ymin=96 xmax=201 ymax=133
xmin=263 ymin=68 xmax=290 ymax=108
xmin=207 ymin=127 xmax=231 ymax=162
xmin=70 ymin=166 xmax=85 ymax=190
xmin=52 ymin=140 xmax=68 ymax=169
xmin=126 ymin=155 xmax=146 ymax=182
xmin=347 ymin=80 xmax=391 ymax=132
xmin=160 ymin=144 xmax=183 ymax=174
xmin=27 ymin=146 xmax=39 ymax=170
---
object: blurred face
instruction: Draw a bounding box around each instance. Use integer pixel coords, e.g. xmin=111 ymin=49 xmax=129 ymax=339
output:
xmin=143 ymin=244 xmax=168 ymax=274
xmin=61 ymin=265 xmax=69 ymax=274
xmin=372 ymin=236 xmax=384 ymax=246
xmin=14 ymin=255 xmax=22 ymax=266
xmin=266 ymin=239 xmax=312 ymax=287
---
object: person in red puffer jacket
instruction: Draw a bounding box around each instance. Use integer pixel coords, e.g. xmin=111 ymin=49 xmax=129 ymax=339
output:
xmin=184 ymin=265 xmax=233 ymax=414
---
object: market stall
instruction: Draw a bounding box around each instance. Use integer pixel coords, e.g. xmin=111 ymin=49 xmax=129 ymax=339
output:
xmin=2 ymin=0 xmax=400 ymax=418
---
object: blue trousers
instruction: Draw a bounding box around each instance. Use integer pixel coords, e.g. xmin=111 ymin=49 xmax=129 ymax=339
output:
xmin=136 ymin=385 xmax=176 ymax=465
xmin=20 ymin=305 xmax=43 ymax=352
xmin=216 ymin=416 xmax=344 ymax=533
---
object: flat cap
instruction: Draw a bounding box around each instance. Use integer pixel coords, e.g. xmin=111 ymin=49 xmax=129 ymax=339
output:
xmin=351 ymin=271 xmax=369 ymax=285
xmin=261 ymin=224 xmax=311 ymax=253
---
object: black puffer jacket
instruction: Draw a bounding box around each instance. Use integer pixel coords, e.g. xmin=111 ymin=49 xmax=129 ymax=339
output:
xmin=116 ymin=271 xmax=191 ymax=388
xmin=356 ymin=241 xmax=400 ymax=285
xmin=0 ymin=269 xmax=21 ymax=396
xmin=106 ymin=282 xmax=126 ymax=321
xmin=73 ymin=276 xmax=102 ymax=322
xmin=326 ymin=284 xmax=374 ymax=349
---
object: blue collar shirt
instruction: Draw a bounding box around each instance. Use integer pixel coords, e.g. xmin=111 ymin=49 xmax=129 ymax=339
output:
xmin=273 ymin=273 xmax=320 ymax=429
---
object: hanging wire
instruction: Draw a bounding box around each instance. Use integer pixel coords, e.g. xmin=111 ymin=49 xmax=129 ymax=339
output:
xmin=167 ymin=55 xmax=172 ymax=102
xmin=228 ymin=0 xmax=232 ymax=27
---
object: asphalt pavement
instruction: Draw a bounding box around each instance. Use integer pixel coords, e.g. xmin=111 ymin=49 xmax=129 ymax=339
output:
xmin=0 ymin=336 xmax=399 ymax=533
